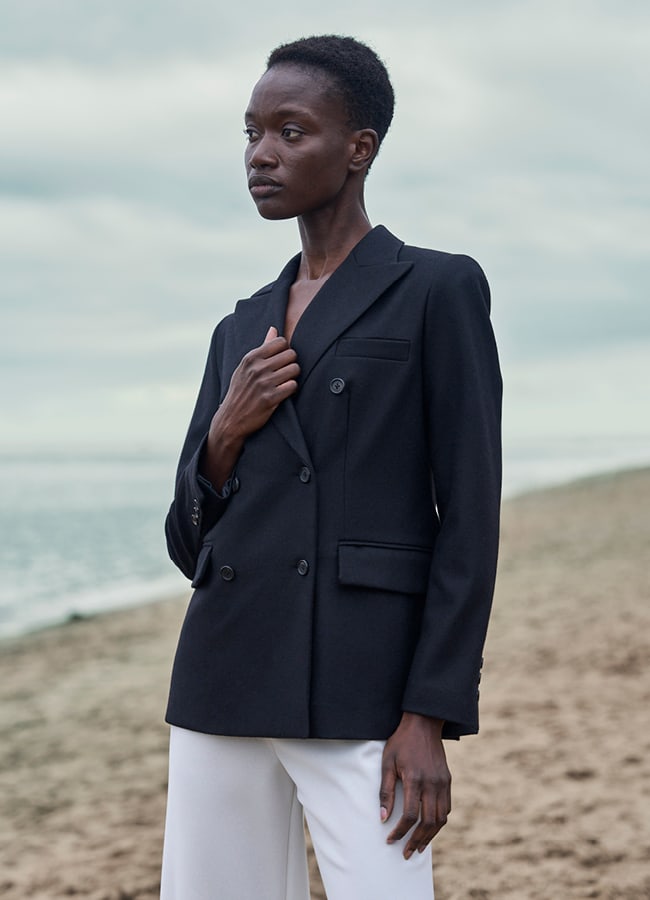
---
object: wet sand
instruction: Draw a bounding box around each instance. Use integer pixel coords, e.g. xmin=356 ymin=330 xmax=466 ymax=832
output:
xmin=1 ymin=467 xmax=649 ymax=898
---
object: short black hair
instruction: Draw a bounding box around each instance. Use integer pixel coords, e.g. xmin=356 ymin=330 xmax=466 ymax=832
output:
xmin=267 ymin=35 xmax=395 ymax=147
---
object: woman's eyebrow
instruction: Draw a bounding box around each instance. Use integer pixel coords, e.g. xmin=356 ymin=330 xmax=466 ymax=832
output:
xmin=245 ymin=104 xmax=316 ymax=121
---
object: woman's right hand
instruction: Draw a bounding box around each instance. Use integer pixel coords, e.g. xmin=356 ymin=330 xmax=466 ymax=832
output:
xmin=201 ymin=327 xmax=300 ymax=490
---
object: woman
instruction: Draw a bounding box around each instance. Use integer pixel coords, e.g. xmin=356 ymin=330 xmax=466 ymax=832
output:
xmin=161 ymin=35 xmax=502 ymax=900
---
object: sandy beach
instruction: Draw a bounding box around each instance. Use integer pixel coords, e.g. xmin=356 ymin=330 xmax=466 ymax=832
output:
xmin=1 ymin=467 xmax=649 ymax=899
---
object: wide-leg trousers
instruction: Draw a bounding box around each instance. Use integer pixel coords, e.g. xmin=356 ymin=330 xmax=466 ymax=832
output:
xmin=161 ymin=726 xmax=435 ymax=900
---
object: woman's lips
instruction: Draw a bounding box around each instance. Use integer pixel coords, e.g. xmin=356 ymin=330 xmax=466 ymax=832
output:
xmin=248 ymin=176 xmax=281 ymax=198
xmin=249 ymin=183 xmax=282 ymax=198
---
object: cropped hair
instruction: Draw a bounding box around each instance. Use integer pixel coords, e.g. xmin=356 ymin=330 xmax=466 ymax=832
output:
xmin=267 ymin=35 xmax=395 ymax=147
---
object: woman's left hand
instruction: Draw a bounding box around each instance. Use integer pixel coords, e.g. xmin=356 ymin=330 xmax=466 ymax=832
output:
xmin=379 ymin=712 xmax=451 ymax=858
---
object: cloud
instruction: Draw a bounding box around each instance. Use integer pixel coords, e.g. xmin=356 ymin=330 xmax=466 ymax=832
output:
xmin=0 ymin=193 xmax=296 ymax=353
xmin=1 ymin=2 xmax=649 ymax=449
xmin=505 ymin=339 xmax=650 ymax=434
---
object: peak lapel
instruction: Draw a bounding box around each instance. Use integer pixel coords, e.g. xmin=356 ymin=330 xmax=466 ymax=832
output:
xmin=232 ymin=253 xmax=300 ymax=355
xmin=232 ymin=252 xmax=312 ymax=464
xmin=290 ymin=226 xmax=413 ymax=386
xmin=230 ymin=226 xmax=411 ymax=464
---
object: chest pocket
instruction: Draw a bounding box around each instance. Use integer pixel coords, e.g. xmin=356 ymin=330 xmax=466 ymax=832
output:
xmin=335 ymin=337 xmax=410 ymax=362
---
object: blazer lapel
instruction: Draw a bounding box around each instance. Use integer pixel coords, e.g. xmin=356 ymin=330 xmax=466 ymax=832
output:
xmin=290 ymin=225 xmax=413 ymax=386
xmin=231 ymin=226 xmax=412 ymax=464
xmin=232 ymin=253 xmax=300 ymax=354
xmin=233 ymin=252 xmax=313 ymax=464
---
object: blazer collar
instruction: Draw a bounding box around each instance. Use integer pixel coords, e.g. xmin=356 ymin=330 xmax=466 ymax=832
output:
xmin=232 ymin=225 xmax=412 ymax=461
xmin=289 ymin=225 xmax=412 ymax=384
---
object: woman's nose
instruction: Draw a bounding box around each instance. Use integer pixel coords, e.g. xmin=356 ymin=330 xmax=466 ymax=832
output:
xmin=247 ymin=135 xmax=277 ymax=169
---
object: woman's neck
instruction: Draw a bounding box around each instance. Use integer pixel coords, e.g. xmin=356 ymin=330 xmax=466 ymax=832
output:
xmin=296 ymin=203 xmax=372 ymax=283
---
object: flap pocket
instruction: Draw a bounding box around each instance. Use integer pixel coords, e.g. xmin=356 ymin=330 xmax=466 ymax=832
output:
xmin=335 ymin=337 xmax=410 ymax=361
xmin=191 ymin=543 xmax=212 ymax=588
xmin=338 ymin=541 xmax=431 ymax=595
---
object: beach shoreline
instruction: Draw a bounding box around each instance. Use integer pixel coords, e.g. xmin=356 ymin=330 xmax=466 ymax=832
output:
xmin=1 ymin=467 xmax=649 ymax=899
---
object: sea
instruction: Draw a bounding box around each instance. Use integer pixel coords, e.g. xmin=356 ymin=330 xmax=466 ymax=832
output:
xmin=1 ymin=434 xmax=648 ymax=640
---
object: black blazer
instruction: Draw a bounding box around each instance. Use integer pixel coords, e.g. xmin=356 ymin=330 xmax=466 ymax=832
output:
xmin=165 ymin=226 xmax=502 ymax=740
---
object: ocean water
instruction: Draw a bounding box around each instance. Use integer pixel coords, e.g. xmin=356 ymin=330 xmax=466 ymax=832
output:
xmin=502 ymin=433 xmax=650 ymax=499
xmin=0 ymin=435 xmax=648 ymax=639
xmin=0 ymin=450 xmax=186 ymax=639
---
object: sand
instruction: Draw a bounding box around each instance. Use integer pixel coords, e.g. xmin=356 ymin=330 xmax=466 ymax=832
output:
xmin=1 ymin=467 xmax=649 ymax=899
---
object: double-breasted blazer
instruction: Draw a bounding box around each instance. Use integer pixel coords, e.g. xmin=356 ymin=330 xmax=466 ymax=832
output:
xmin=165 ymin=225 xmax=502 ymax=741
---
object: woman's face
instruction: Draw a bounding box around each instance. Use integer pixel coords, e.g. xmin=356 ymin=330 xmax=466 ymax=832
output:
xmin=244 ymin=64 xmax=359 ymax=220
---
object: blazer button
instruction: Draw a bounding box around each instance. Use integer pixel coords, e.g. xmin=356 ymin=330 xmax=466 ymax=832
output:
xmin=296 ymin=559 xmax=310 ymax=576
xmin=231 ymin=476 xmax=240 ymax=493
xmin=219 ymin=565 xmax=235 ymax=581
xmin=299 ymin=466 xmax=311 ymax=483
xmin=329 ymin=377 xmax=345 ymax=394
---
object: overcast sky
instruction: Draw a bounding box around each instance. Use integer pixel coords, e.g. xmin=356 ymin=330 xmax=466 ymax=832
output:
xmin=1 ymin=0 xmax=649 ymax=458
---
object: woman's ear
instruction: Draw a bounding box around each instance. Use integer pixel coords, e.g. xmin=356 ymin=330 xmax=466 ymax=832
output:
xmin=349 ymin=129 xmax=379 ymax=173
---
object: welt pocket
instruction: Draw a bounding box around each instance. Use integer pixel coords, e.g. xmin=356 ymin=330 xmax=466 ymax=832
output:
xmin=191 ymin=543 xmax=212 ymax=588
xmin=335 ymin=337 xmax=410 ymax=362
xmin=338 ymin=541 xmax=432 ymax=595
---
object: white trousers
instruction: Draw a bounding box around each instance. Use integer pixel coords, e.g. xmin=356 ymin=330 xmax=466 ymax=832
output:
xmin=161 ymin=726 xmax=435 ymax=900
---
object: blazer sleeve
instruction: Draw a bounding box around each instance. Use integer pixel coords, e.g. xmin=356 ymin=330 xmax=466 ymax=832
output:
xmin=164 ymin=318 xmax=235 ymax=581
xmin=402 ymin=254 xmax=502 ymax=737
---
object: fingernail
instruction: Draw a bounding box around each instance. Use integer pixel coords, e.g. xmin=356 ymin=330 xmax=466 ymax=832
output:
xmin=380 ymin=806 xmax=388 ymax=822
xmin=404 ymin=849 xmax=414 ymax=860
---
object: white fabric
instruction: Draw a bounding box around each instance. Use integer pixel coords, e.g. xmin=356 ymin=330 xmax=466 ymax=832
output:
xmin=161 ymin=726 xmax=435 ymax=900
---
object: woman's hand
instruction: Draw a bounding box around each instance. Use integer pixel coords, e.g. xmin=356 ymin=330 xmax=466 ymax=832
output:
xmin=201 ymin=327 xmax=300 ymax=490
xmin=380 ymin=712 xmax=451 ymax=859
